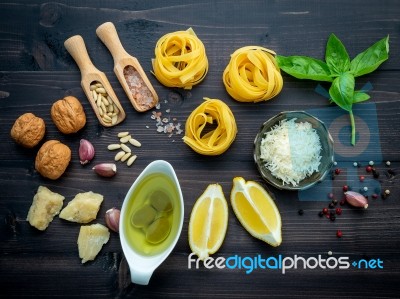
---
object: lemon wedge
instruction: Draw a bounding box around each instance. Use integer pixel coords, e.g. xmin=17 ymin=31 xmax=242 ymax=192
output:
xmin=189 ymin=184 xmax=228 ymax=260
xmin=231 ymin=177 xmax=282 ymax=246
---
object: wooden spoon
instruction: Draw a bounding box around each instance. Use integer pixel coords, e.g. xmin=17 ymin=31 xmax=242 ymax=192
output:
xmin=96 ymin=22 xmax=158 ymax=112
xmin=64 ymin=35 xmax=125 ymax=127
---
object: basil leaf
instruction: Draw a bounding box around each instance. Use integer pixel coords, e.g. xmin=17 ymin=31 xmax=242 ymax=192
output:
xmin=325 ymin=33 xmax=350 ymax=76
xmin=276 ymin=55 xmax=333 ymax=82
xmin=353 ymin=91 xmax=370 ymax=103
xmin=328 ymin=73 xmax=355 ymax=112
xmin=350 ymin=35 xmax=389 ymax=77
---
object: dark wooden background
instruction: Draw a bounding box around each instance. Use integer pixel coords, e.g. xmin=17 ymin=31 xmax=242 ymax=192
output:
xmin=1 ymin=1 xmax=399 ymax=298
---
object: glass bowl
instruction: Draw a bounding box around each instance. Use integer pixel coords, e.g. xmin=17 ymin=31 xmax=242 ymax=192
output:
xmin=253 ymin=111 xmax=334 ymax=191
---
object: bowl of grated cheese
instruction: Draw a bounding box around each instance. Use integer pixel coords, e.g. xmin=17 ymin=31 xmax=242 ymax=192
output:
xmin=254 ymin=111 xmax=334 ymax=191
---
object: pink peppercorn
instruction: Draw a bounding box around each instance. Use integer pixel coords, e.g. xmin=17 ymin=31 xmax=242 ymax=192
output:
xmin=336 ymin=230 xmax=343 ymax=238
xmin=359 ymin=176 xmax=365 ymax=182
xmin=335 ymin=168 xmax=341 ymax=175
xmin=366 ymin=166 xmax=372 ymax=172
xmin=335 ymin=208 xmax=342 ymax=215
xmin=342 ymin=185 xmax=348 ymax=192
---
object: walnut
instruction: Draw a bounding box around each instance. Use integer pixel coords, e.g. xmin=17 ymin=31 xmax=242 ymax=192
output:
xmin=35 ymin=140 xmax=71 ymax=180
xmin=10 ymin=113 xmax=45 ymax=148
xmin=51 ymin=96 xmax=86 ymax=134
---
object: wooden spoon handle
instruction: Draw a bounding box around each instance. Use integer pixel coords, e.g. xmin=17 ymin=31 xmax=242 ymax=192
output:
xmin=96 ymin=22 xmax=129 ymax=63
xmin=64 ymin=35 xmax=98 ymax=76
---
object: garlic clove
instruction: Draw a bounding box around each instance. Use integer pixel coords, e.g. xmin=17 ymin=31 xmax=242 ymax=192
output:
xmin=92 ymin=163 xmax=117 ymax=177
xmin=105 ymin=208 xmax=120 ymax=233
xmin=344 ymin=191 xmax=368 ymax=209
xmin=79 ymin=139 xmax=95 ymax=165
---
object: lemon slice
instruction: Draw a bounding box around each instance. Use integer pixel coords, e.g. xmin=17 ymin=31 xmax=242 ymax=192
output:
xmin=231 ymin=177 xmax=282 ymax=246
xmin=189 ymin=184 xmax=228 ymax=260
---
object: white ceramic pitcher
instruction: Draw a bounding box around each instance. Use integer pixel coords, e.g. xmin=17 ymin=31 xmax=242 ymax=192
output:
xmin=119 ymin=160 xmax=184 ymax=285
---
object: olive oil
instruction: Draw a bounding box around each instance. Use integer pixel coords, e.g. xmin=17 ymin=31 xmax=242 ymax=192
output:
xmin=123 ymin=173 xmax=181 ymax=256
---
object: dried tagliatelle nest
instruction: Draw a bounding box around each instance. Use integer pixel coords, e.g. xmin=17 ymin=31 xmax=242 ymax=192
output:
xmin=223 ymin=46 xmax=283 ymax=102
xmin=152 ymin=28 xmax=208 ymax=89
xmin=183 ymin=97 xmax=237 ymax=155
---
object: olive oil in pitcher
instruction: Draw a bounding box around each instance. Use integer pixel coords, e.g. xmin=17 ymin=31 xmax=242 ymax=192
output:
xmin=122 ymin=173 xmax=181 ymax=256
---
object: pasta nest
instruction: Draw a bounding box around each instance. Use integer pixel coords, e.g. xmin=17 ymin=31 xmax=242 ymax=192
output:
xmin=183 ymin=98 xmax=237 ymax=156
xmin=152 ymin=28 xmax=208 ymax=89
xmin=223 ymin=46 xmax=283 ymax=102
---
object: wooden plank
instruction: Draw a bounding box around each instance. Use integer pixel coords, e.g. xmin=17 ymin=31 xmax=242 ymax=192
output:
xmin=0 ymin=0 xmax=399 ymax=298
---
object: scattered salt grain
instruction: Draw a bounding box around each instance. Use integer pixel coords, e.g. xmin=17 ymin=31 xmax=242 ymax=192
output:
xmin=149 ymin=99 xmax=183 ymax=138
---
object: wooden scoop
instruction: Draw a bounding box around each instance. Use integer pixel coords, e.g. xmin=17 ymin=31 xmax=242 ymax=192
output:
xmin=96 ymin=22 xmax=158 ymax=112
xmin=64 ymin=35 xmax=126 ymax=127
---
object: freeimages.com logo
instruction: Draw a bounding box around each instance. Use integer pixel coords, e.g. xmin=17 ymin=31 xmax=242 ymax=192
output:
xmin=188 ymin=253 xmax=383 ymax=274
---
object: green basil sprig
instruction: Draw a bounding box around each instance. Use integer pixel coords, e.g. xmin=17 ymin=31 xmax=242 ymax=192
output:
xmin=276 ymin=34 xmax=389 ymax=145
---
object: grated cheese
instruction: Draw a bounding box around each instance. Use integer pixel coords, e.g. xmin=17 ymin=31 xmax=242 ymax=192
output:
xmin=260 ymin=118 xmax=322 ymax=187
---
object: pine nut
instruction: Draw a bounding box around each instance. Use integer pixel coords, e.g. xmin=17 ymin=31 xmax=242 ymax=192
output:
xmin=103 ymin=114 xmax=112 ymax=122
xmin=107 ymin=144 xmax=121 ymax=150
xmin=120 ymin=143 xmax=131 ymax=153
xmin=96 ymin=87 xmax=106 ymax=94
xmin=117 ymin=132 xmax=129 ymax=138
xmin=111 ymin=115 xmax=118 ymax=125
xmin=114 ymin=151 xmax=125 ymax=161
xmin=92 ymin=90 xmax=97 ymax=100
xmin=107 ymin=96 xmax=114 ymax=105
xmin=128 ymin=138 xmax=141 ymax=147
xmin=102 ymin=96 xmax=109 ymax=106
xmin=127 ymin=155 xmax=137 ymax=166
xmin=100 ymin=102 xmax=106 ymax=114
xmin=120 ymin=152 xmax=131 ymax=162
xmin=120 ymin=135 xmax=131 ymax=143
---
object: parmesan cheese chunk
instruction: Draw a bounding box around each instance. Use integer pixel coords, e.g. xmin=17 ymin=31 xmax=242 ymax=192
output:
xmin=27 ymin=186 xmax=65 ymax=231
xmin=59 ymin=191 xmax=103 ymax=223
xmin=260 ymin=118 xmax=322 ymax=186
xmin=78 ymin=223 xmax=110 ymax=263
